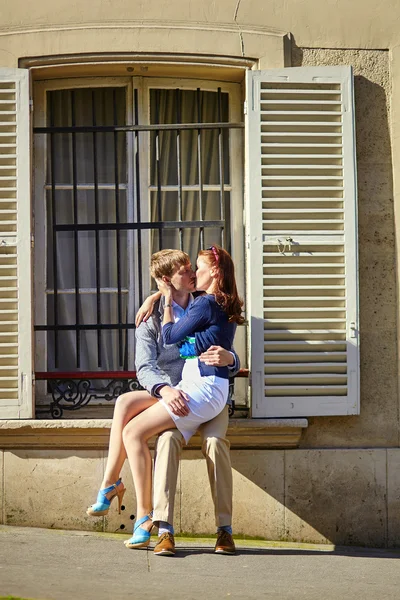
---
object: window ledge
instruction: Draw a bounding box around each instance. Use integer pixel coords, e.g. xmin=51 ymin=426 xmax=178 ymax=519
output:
xmin=0 ymin=418 xmax=308 ymax=450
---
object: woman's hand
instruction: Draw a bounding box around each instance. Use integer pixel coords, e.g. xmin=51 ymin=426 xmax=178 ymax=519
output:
xmin=159 ymin=386 xmax=190 ymax=417
xmin=156 ymin=278 xmax=172 ymax=298
xmin=135 ymin=291 xmax=162 ymax=327
xmin=199 ymin=346 xmax=235 ymax=367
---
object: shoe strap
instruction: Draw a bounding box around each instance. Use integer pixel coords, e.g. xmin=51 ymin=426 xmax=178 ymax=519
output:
xmin=134 ymin=513 xmax=152 ymax=532
xmin=98 ymin=478 xmax=122 ymax=497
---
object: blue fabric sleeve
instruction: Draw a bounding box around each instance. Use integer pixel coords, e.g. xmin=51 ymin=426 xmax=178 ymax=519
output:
xmin=228 ymin=350 xmax=240 ymax=375
xmin=162 ymin=296 xmax=212 ymax=344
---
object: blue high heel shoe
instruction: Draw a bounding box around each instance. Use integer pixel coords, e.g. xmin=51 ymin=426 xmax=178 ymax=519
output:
xmin=124 ymin=513 xmax=153 ymax=548
xmin=86 ymin=479 xmax=125 ymax=517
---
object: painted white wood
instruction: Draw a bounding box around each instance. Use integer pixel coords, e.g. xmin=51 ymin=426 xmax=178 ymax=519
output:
xmin=246 ymin=66 xmax=359 ymax=418
xmin=0 ymin=68 xmax=33 ymax=418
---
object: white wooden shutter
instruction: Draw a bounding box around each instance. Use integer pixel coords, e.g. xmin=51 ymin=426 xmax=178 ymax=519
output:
xmin=0 ymin=68 xmax=33 ymax=418
xmin=246 ymin=67 xmax=359 ymax=417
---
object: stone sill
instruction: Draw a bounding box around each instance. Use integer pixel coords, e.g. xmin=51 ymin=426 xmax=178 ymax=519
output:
xmin=0 ymin=418 xmax=307 ymax=449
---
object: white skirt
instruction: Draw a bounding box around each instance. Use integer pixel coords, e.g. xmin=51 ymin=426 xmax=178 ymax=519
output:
xmin=160 ymin=359 xmax=229 ymax=444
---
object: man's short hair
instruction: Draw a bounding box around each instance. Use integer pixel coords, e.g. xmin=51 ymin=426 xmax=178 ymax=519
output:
xmin=150 ymin=249 xmax=191 ymax=280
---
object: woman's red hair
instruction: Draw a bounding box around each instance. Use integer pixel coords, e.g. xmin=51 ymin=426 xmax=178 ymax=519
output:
xmin=198 ymin=245 xmax=244 ymax=325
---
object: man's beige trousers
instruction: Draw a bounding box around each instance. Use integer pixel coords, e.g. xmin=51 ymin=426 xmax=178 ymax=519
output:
xmin=152 ymin=405 xmax=232 ymax=528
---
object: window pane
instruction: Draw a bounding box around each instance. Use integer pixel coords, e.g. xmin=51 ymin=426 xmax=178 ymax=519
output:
xmin=46 ymin=293 xmax=131 ymax=370
xmin=47 ymin=229 xmax=128 ymax=290
xmin=46 ymin=189 xmax=127 ymax=226
xmin=44 ymin=86 xmax=129 ymax=371
xmin=150 ymin=191 xmax=230 ymax=255
xmin=46 ymin=88 xmax=126 ymax=185
xmin=149 ymin=89 xmax=230 ymax=186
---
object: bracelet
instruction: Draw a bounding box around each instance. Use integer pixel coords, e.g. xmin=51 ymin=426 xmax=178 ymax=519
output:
xmin=164 ymin=303 xmax=172 ymax=308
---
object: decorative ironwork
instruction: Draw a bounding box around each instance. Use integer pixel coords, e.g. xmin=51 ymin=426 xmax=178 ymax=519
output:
xmin=228 ymin=379 xmax=250 ymax=418
xmin=49 ymin=378 xmax=144 ymax=418
xmin=35 ymin=371 xmax=144 ymax=418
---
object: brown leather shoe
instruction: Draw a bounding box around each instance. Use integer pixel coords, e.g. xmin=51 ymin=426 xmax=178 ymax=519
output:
xmin=214 ymin=530 xmax=236 ymax=555
xmin=154 ymin=532 xmax=176 ymax=556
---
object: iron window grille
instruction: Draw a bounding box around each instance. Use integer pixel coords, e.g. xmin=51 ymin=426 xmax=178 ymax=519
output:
xmin=33 ymin=81 xmax=246 ymax=416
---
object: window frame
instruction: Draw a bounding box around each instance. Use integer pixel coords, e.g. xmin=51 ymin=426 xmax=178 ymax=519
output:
xmin=32 ymin=74 xmax=246 ymax=411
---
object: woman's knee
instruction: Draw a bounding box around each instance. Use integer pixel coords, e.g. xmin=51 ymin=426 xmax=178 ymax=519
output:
xmin=122 ymin=418 xmax=138 ymax=444
xmin=115 ymin=392 xmax=131 ymax=410
xmin=114 ymin=392 xmax=140 ymax=419
xmin=122 ymin=417 xmax=150 ymax=447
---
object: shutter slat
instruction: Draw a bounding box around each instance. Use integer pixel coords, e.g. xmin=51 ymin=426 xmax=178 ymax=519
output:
xmin=246 ymin=66 xmax=359 ymax=417
xmin=262 ymin=176 xmax=343 ymax=180
xmin=262 ymin=89 xmax=341 ymax=95
xmin=261 ymin=111 xmax=344 ymax=116
xmin=263 ymin=154 xmax=344 ymax=158
xmin=262 ymin=132 xmax=342 ymax=137
xmin=261 ymin=143 xmax=343 ymax=147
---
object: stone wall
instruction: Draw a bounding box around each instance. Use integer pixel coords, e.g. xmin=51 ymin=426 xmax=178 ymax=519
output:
xmin=2 ymin=447 xmax=400 ymax=547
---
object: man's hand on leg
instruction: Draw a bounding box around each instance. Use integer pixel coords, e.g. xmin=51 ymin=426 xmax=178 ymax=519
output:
xmin=159 ymin=385 xmax=190 ymax=417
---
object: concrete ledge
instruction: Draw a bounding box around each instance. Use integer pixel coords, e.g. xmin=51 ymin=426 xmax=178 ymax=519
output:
xmin=0 ymin=418 xmax=308 ymax=449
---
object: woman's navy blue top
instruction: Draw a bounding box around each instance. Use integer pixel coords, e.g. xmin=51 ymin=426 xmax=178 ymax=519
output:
xmin=162 ymin=294 xmax=236 ymax=379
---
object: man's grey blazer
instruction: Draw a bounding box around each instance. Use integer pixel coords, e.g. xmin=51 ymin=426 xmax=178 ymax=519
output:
xmin=135 ymin=296 xmax=240 ymax=398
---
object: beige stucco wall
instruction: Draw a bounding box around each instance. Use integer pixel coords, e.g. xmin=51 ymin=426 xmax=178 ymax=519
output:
xmin=0 ymin=0 xmax=400 ymax=54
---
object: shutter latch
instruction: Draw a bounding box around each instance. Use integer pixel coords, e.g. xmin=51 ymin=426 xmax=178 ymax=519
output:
xmin=277 ymin=237 xmax=293 ymax=254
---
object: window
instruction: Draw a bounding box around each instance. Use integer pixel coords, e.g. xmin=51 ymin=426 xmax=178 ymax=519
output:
xmin=0 ymin=65 xmax=359 ymax=421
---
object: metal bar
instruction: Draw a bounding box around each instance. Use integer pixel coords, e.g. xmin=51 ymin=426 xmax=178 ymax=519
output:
xmin=71 ymin=90 xmax=81 ymax=368
xmin=49 ymin=93 xmax=59 ymax=367
xmin=35 ymin=323 xmax=137 ymax=331
xmin=155 ymin=90 xmax=163 ymax=250
xmin=133 ymin=88 xmax=143 ymax=308
xmin=44 ymin=183 xmax=128 ymax=191
xmin=113 ymin=89 xmax=123 ymax=366
xmin=46 ymin=288 xmax=129 ymax=295
xmin=92 ymin=91 xmax=102 ymax=367
xmin=176 ymin=88 xmax=183 ymax=249
xmin=35 ymin=370 xmax=139 ymax=380
xmin=44 ymin=183 xmax=232 ymax=191
xmin=34 ymin=122 xmax=244 ymax=134
xmin=55 ymin=220 xmax=225 ymax=232
xmin=197 ymin=88 xmax=204 ymax=248
xmin=217 ymin=87 xmax=225 ymax=247
xmin=149 ymin=184 xmax=233 ymax=192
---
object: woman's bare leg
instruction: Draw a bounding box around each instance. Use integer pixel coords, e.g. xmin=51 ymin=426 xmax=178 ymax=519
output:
xmin=122 ymin=402 xmax=176 ymax=526
xmin=101 ymin=390 xmax=158 ymax=488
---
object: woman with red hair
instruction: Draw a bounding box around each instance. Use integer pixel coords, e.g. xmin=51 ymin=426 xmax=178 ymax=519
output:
xmin=156 ymin=244 xmax=244 ymax=443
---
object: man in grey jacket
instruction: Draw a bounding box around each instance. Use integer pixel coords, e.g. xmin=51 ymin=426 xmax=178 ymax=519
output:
xmin=135 ymin=249 xmax=238 ymax=556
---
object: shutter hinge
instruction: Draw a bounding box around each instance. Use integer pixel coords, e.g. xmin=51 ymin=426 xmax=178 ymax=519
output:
xmin=31 ymin=233 xmax=34 ymax=248
xmin=243 ymin=100 xmax=247 ymax=116
xmin=29 ymin=98 xmax=34 ymax=112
